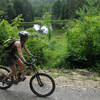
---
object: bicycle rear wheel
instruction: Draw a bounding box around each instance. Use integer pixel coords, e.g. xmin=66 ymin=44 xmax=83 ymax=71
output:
xmin=29 ymin=73 xmax=55 ymax=97
xmin=0 ymin=66 xmax=12 ymax=90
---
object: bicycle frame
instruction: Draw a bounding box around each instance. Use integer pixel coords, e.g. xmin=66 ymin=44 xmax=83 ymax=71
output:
xmin=17 ymin=57 xmax=39 ymax=77
xmin=24 ymin=64 xmax=39 ymax=76
xmin=25 ymin=64 xmax=43 ymax=86
xmin=14 ymin=60 xmax=42 ymax=85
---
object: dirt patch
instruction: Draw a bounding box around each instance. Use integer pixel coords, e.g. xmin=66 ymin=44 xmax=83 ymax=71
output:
xmin=39 ymin=69 xmax=100 ymax=88
xmin=26 ymin=69 xmax=100 ymax=88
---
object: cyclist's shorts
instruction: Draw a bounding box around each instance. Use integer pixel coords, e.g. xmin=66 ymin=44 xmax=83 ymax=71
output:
xmin=2 ymin=53 xmax=19 ymax=67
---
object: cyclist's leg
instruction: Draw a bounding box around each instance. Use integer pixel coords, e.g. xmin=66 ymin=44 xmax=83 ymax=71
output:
xmin=2 ymin=54 xmax=18 ymax=82
xmin=16 ymin=58 xmax=26 ymax=80
xmin=7 ymin=64 xmax=17 ymax=79
xmin=16 ymin=58 xmax=24 ymax=73
xmin=3 ymin=64 xmax=17 ymax=83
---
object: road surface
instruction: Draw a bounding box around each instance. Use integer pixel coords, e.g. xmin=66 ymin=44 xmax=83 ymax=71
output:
xmin=0 ymin=81 xmax=100 ymax=100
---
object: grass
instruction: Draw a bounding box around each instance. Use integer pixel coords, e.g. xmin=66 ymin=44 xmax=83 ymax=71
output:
xmin=92 ymin=74 xmax=98 ymax=81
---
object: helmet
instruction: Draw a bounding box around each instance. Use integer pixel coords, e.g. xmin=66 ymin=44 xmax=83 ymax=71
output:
xmin=19 ymin=31 xmax=29 ymax=38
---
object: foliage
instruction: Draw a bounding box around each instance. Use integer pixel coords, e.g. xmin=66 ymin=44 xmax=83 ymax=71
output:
xmin=0 ymin=0 xmax=100 ymax=71
xmin=42 ymin=12 xmax=52 ymax=40
xmin=11 ymin=14 xmax=23 ymax=27
xmin=52 ymin=0 xmax=63 ymax=20
xmin=0 ymin=15 xmax=21 ymax=55
xmin=66 ymin=15 xmax=100 ymax=68
xmin=76 ymin=0 xmax=100 ymax=18
xmin=6 ymin=1 xmax=16 ymax=21
xmin=0 ymin=0 xmax=34 ymax=22
xmin=24 ymin=29 xmax=48 ymax=65
xmin=0 ymin=15 xmax=21 ymax=45
xmin=21 ymin=27 xmax=68 ymax=68
xmin=29 ymin=0 xmax=55 ymax=17
xmin=0 ymin=0 xmax=92 ymax=22
xmin=52 ymin=0 xmax=86 ymax=20
xmin=43 ymin=34 xmax=68 ymax=68
xmin=0 ymin=20 xmax=10 ymax=45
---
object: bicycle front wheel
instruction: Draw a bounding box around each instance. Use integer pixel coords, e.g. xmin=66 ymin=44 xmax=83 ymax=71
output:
xmin=29 ymin=73 xmax=55 ymax=97
xmin=0 ymin=66 xmax=12 ymax=90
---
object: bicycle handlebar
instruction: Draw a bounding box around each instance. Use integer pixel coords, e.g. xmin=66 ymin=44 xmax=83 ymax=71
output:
xmin=32 ymin=56 xmax=37 ymax=64
xmin=27 ymin=56 xmax=37 ymax=66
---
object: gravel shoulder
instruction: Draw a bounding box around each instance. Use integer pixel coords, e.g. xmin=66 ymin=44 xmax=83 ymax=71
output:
xmin=26 ymin=68 xmax=100 ymax=88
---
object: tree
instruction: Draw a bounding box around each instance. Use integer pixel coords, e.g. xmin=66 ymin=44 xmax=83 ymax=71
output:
xmin=22 ymin=0 xmax=34 ymax=22
xmin=51 ymin=0 xmax=87 ymax=20
xmin=0 ymin=0 xmax=8 ymax=20
xmin=66 ymin=0 xmax=87 ymax=19
xmin=7 ymin=3 xmax=16 ymax=21
xmin=13 ymin=0 xmax=23 ymax=16
xmin=76 ymin=0 xmax=100 ymax=18
xmin=0 ymin=0 xmax=35 ymax=22
xmin=52 ymin=0 xmax=63 ymax=20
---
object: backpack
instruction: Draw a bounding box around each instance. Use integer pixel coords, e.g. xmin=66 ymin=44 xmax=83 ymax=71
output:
xmin=3 ymin=38 xmax=17 ymax=52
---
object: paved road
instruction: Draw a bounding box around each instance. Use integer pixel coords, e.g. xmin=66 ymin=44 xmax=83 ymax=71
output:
xmin=0 ymin=81 xmax=100 ymax=100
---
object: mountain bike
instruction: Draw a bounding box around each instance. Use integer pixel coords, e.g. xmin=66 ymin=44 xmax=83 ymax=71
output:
xmin=0 ymin=57 xmax=55 ymax=97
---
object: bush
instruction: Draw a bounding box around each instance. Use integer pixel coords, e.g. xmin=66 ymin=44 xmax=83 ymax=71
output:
xmin=24 ymin=28 xmax=68 ymax=68
xmin=43 ymin=34 xmax=68 ymax=68
xmin=0 ymin=19 xmax=19 ymax=51
xmin=66 ymin=15 xmax=100 ymax=68
xmin=0 ymin=15 xmax=21 ymax=64
xmin=24 ymin=29 xmax=48 ymax=65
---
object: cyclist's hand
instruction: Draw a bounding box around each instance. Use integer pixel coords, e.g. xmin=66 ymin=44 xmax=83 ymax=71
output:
xmin=32 ymin=56 xmax=37 ymax=61
xmin=32 ymin=56 xmax=37 ymax=59
xmin=24 ymin=62 xmax=32 ymax=66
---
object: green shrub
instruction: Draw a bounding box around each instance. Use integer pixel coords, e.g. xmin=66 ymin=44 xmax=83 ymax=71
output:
xmin=23 ymin=30 xmax=48 ymax=65
xmin=0 ymin=20 xmax=10 ymax=45
xmin=0 ymin=15 xmax=21 ymax=64
xmin=0 ymin=19 xmax=18 ymax=48
xmin=43 ymin=34 xmax=68 ymax=68
xmin=66 ymin=15 xmax=100 ymax=68
xmin=24 ymin=28 xmax=69 ymax=68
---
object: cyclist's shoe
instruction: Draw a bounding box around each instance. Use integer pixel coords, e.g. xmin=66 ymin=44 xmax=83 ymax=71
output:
xmin=17 ymin=76 xmax=26 ymax=82
xmin=17 ymin=72 xmax=26 ymax=81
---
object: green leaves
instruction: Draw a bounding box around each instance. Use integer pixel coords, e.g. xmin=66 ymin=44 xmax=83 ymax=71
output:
xmin=66 ymin=14 xmax=100 ymax=67
xmin=11 ymin=14 xmax=23 ymax=27
xmin=76 ymin=0 xmax=100 ymax=18
xmin=0 ymin=15 xmax=22 ymax=45
xmin=86 ymin=0 xmax=98 ymax=6
xmin=43 ymin=34 xmax=68 ymax=68
xmin=0 ymin=20 xmax=9 ymax=45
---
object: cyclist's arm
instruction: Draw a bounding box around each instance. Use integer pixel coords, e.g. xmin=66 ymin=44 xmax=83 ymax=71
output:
xmin=23 ymin=45 xmax=33 ymax=57
xmin=14 ymin=41 xmax=26 ymax=63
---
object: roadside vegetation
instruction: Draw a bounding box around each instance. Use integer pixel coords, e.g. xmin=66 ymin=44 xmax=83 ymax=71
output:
xmin=0 ymin=0 xmax=100 ymax=74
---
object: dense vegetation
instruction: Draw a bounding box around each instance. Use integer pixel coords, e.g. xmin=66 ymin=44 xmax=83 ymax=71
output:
xmin=0 ymin=0 xmax=91 ymax=21
xmin=0 ymin=0 xmax=100 ymax=72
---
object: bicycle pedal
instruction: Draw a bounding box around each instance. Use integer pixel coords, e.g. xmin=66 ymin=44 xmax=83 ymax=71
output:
xmin=19 ymin=76 xmax=26 ymax=81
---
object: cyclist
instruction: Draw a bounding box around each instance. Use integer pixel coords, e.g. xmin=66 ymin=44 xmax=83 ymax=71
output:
xmin=3 ymin=31 xmax=33 ymax=82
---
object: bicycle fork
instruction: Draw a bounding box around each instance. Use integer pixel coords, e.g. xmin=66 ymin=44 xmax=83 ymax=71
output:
xmin=32 ymin=65 xmax=44 ymax=87
xmin=36 ymin=74 xmax=44 ymax=87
